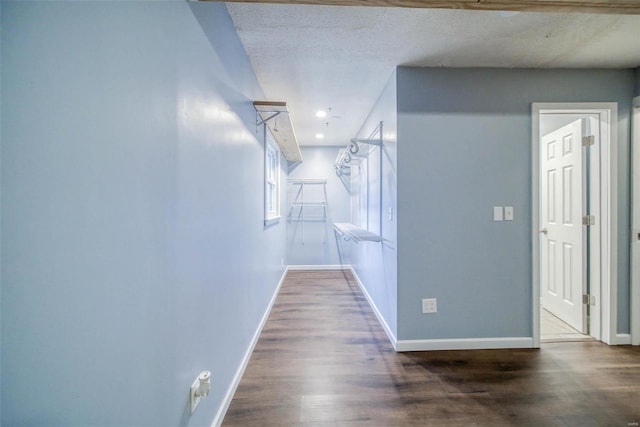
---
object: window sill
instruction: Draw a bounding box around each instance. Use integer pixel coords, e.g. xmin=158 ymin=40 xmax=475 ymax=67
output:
xmin=264 ymin=216 xmax=281 ymax=227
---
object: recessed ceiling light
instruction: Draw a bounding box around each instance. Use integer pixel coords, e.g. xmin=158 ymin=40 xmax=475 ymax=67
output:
xmin=316 ymin=110 xmax=327 ymax=118
xmin=315 ymin=133 xmax=324 ymax=139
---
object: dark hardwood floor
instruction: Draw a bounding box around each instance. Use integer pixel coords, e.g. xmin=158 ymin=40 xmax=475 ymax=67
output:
xmin=223 ymin=270 xmax=640 ymax=426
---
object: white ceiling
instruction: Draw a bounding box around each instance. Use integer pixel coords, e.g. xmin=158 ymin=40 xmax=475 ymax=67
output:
xmin=226 ymin=3 xmax=640 ymax=146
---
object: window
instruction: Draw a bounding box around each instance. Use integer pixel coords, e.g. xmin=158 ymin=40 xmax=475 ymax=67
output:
xmin=264 ymin=129 xmax=280 ymax=224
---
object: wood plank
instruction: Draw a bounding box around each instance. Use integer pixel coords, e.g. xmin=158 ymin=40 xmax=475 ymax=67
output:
xmin=209 ymin=0 xmax=640 ymax=15
xmin=253 ymin=101 xmax=288 ymax=113
xmin=254 ymin=101 xmax=303 ymax=162
xmin=223 ymin=270 xmax=640 ymax=425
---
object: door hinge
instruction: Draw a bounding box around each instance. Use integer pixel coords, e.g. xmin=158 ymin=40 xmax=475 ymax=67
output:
xmin=582 ymin=135 xmax=595 ymax=147
xmin=583 ymin=294 xmax=596 ymax=305
xmin=582 ymin=215 xmax=595 ymax=226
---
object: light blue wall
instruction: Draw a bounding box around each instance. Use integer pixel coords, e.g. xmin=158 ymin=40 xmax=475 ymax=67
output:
xmin=1 ymin=2 xmax=286 ymax=426
xmin=287 ymin=146 xmax=351 ymax=266
xmin=350 ymin=71 xmax=398 ymax=338
xmin=397 ymin=67 xmax=635 ymax=340
xmin=0 ymin=3 xmax=3 ymax=421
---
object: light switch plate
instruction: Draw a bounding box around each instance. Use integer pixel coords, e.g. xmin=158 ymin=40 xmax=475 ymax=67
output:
xmin=504 ymin=206 xmax=514 ymax=221
xmin=493 ymin=207 xmax=504 ymax=221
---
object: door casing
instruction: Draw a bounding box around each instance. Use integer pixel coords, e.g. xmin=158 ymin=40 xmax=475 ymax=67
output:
xmin=532 ymin=103 xmax=618 ymax=347
xmin=632 ymin=96 xmax=640 ymax=346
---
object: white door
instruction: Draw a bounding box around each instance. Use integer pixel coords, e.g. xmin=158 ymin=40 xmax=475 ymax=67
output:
xmin=540 ymin=119 xmax=587 ymax=333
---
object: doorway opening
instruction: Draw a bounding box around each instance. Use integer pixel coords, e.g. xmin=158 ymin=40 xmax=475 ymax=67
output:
xmin=532 ymin=103 xmax=618 ymax=347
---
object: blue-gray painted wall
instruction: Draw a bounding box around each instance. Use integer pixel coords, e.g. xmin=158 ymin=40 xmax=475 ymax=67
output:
xmin=1 ymin=2 xmax=286 ymax=425
xmin=287 ymin=146 xmax=351 ymax=266
xmin=636 ymin=67 xmax=640 ymax=96
xmin=397 ymin=67 xmax=635 ymax=340
xmin=350 ymin=71 xmax=398 ymax=337
xmin=0 ymin=2 xmax=3 ymax=421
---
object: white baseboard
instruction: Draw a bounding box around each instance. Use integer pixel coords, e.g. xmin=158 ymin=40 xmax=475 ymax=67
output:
xmin=348 ymin=267 xmax=534 ymax=352
xmin=211 ymin=267 xmax=288 ymax=427
xmin=347 ymin=268 xmax=534 ymax=352
xmin=615 ymin=333 xmax=632 ymax=345
xmin=287 ymin=264 xmax=350 ymax=271
xmin=396 ymin=337 xmax=535 ymax=352
xmin=348 ymin=266 xmax=398 ymax=350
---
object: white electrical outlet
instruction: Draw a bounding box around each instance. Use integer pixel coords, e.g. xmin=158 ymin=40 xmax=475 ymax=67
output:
xmin=422 ymin=298 xmax=437 ymax=314
xmin=190 ymin=371 xmax=211 ymax=414
xmin=190 ymin=377 xmax=203 ymax=414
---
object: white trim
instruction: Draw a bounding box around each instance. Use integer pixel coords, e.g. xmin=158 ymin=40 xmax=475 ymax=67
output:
xmin=211 ymin=267 xmax=288 ymax=427
xmin=632 ymin=96 xmax=640 ymax=346
xmin=588 ymin=113 xmax=603 ymax=342
xmin=532 ymin=107 xmax=541 ymax=348
xmin=396 ymin=337 xmax=534 ymax=352
xmin=264 ymin=128 xmax=281 ymax=224
xmin=616 ymin=333 xmax=632 ymax=345
xmin=348 ymin=266 xmax=398 ymax=349
xmin=347 ymin=266 xmax=533 ymax=352
xmin=604 ymin=105 xmax=618 ymax=345
xmin=264 ymin=216 xmax=281 ymax=227
xmin=287 ymin=264 xmax=351 ymax=271
xmin=532 ymin=103 xmax=618 ymax=346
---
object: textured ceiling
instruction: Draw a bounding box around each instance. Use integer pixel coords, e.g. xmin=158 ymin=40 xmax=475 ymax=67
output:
xmin=226 ymin=3 xmax=640 ymax=146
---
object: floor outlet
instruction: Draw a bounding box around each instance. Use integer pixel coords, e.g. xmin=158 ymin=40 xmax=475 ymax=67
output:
xmin=422 ymin=298 xmax=437 ymax=314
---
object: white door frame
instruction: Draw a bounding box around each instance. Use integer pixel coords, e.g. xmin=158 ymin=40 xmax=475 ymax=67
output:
xmin=632 ymin=96 xmax=640 ymax=346
xmin=532 ymin=102 xmax=618 ymax=347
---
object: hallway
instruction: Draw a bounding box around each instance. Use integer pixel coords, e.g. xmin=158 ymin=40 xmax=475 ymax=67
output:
xmin=223 ymin=270 xmax=640 ymax=426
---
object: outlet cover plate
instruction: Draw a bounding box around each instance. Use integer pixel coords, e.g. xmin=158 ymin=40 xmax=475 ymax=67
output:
xmin=422 ymin=298 xmax=437 ymax=314
xmin=493 ymin=206 xmax=504 ymax=221
xmin=190 ymin=377 xmax=202 ymax=414
xmin=504 ymin=206 xmax=514 ymax=221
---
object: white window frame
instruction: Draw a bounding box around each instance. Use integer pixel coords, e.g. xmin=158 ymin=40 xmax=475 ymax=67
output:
xmin=264 ymin=129 xmax=281 ymax=225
